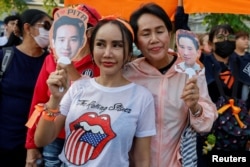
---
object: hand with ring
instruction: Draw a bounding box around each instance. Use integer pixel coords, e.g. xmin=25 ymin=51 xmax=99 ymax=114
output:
xmin=46 ymin=67 xmax=68 ymax=99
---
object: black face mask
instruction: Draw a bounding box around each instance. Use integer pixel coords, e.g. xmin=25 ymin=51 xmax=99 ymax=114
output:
xmin=214 ymin=41 xmax=235 ymax=58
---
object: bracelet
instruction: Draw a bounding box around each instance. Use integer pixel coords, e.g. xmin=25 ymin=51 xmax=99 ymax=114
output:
xmin=42 ymin=111 xmax=58 ymax=121
xmin=189 ymin=105 xmax=202 ymax=117
xmin=26 ymin=103 xmax=51 ymax=128
xmin=42 ymin=104 xmax=60 ymax=121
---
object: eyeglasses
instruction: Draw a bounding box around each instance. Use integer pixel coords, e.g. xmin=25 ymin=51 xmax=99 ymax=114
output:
xmin=215 ymin=34 xmax=236 ymax=42
xmin=35 ymin=21 xmax=52 ymax=31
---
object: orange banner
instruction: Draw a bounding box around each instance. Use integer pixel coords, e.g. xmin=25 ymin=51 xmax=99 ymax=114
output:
xmin=184 ymin=0 xmax=250 ymax=15
xmin=64 ymin=0 xmax=178 ymax=21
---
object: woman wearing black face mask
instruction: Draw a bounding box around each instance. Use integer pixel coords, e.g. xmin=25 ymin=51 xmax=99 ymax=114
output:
xmin=197 ymin=24 xmax=250 ymax=167
xmin=214 ymin=34 xmax=236 ymax=58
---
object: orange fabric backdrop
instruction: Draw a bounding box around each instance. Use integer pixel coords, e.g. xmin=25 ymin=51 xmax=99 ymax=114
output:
xmin=64 ymin=0 xmax=178 ymax=21
xmin=184 ymin=0 xmax=250 ymax=15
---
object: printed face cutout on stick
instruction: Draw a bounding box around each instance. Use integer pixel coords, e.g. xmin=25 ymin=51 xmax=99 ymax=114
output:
xmin=50 ymin=8 xmax=89 ymax=60
xmin=175 ymin=29 xmax=203 ymax=78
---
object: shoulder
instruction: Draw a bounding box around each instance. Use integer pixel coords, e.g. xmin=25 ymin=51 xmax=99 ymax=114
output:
xmin=124 ymin=58 xmax=145 ymax=73
xmin=69 ymin=77 xmax=92 ymax=94
xmin=0 ymin=46 xmax=14 ymax=62
xmin=132 ymin=83 xmax=154 ymax=100
xmin=234 ymin=55 xmax=250 ymax=85
xmin=200 ymin=53 xmax=214 ymax=63
xmin=72 ymin=76 xmax=91 ymax=86
xmin=202 ymin=54 xmax=220 ymax=71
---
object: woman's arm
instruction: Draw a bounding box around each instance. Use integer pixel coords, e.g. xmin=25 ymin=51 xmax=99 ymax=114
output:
xmin=189 ymin=75 xmax=218 ymax=133
xmin=132 ymin=137 xmax=152 ymax=167
xmin=34 ymin=67 xmax=69 ymax=147
xmin=174 ymin=0 xmax=190 ymax=31
xmin=34 ymin=97 xmax=65 ymax=147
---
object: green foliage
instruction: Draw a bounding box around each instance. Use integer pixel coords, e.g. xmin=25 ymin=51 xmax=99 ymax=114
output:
xmin=43 ymin=0 xmax=59 ymax=17
xmin=0 ymin=0 xmax=60 ymax=19
xmin=0 ymin=0 xmax=28 ymax=15
xmin=203 ymin=13 xmax=250 ymax=33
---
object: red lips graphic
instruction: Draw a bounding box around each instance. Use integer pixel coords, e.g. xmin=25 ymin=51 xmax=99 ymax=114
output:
xmin=65 ymin=112 xmax=116 ymax=165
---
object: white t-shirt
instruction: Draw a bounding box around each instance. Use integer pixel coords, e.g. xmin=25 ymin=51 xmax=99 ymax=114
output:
xmin=59 ymin=78 xmax=156 ymax=167
xmin=0 ymin=36 xmax=8 ymax=46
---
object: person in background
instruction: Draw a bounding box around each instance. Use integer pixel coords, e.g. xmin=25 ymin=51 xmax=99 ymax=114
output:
xmin=34 ymin=16 xmax=156 ymax=167
xmin=0 ymin=14 xmax=22 ymax=49
xmin=174 ymin=0 xmax=190 ymax=31
xmin=124 ymin=3 xmax=217 ymax=167
xmin=0 ymin=9 xmax=52 ymax=167
xmin=25 ymin=4 xmax=101 ymax=167
xmin=200 ymin=25 xmax=245 ymax=102
xmin=197 ymin=24 xmax=250 ymax=167
xmin=233 ymin=31 xmax=249 ymax=57
xmin=197 ymin=33 xmax=212 ymax=55
xmin=232 ymin=31 xmax=250 ymax=103
xmin=173 ymin=0 xmax=190 ymax=52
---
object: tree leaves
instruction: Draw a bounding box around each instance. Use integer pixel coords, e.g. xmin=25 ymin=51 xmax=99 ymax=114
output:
xmin=43 ymin=0 xmax=58 ymax=17
xmin=0 ymin=0 xmax=58 ymax=17
xmin=203 ymin=13 xmax=250 ymax=33
xmin=0 ymin=0 xmax=28 ymax=15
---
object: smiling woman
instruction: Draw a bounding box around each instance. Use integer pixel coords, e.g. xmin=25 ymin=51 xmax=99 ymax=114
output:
xmin=123 ymin=3 xmax=217 ymax=167
xmin=34 ymin=17 xmax=156 ymax=167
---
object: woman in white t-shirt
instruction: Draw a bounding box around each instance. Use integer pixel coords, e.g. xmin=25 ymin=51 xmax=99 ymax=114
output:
xmin=34 ymin=16 xmax=156 ymax=167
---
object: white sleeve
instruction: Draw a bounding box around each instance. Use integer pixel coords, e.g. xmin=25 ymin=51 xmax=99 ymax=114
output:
xmin=135 ymin=91 xmax=156 ymax=138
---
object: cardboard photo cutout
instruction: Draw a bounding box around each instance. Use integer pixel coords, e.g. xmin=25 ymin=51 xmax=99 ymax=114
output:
xmin=175 ymin=29 xmax=204 ymax=78
xmin=50 ymin=7 xmax=89 ymax=61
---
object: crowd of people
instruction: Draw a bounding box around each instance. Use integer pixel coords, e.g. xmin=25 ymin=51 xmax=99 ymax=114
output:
xmin=0 ymin=1 xmax=250 ymax=167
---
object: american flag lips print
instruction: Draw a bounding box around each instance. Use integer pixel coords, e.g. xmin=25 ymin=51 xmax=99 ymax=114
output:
xmin=65 ymin=112 xmax=116 ymax=165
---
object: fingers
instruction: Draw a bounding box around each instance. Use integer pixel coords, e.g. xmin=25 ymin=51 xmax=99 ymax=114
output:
xmin=186 ymin=76 xmax=197 ymax=84
xmin=26 ymin=159 xmax=38 ymax=167
xmin=181 ymin=82 xmax=199 ymax=99
xmin=25 ymin=161 xmax=36 ymax=167
xmin=47 ymin=71 xmax=62 ymax=86
xmin=47 ymin=69 xmax=68 ymax=92
xmin=181 ymin=77 xmax=200 ymax=108
xmin=26 ymin=149 xmax=42 ymax=167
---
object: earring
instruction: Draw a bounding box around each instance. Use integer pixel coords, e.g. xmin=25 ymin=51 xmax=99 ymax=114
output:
xmin=92 ymin=57 xmax=96 ymax=65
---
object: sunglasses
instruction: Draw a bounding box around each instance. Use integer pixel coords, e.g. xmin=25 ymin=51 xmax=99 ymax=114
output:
xmin=35 ymin=21 xmax=52 ymax=31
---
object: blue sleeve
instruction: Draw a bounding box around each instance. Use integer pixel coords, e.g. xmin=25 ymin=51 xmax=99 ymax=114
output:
xmin=0 ymin=49 xmax=3 ymax=63
xmin=174 ymin=6 xmax=190 ymax=31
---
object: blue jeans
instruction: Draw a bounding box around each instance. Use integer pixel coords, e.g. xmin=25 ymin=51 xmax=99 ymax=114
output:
xmin=60 ymin=163 xmax=68 ymax=167
xmin=43 ymin=138 xmax=65 ymax=167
